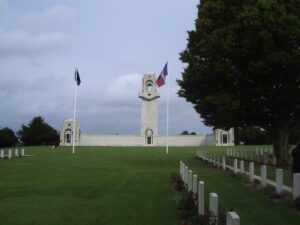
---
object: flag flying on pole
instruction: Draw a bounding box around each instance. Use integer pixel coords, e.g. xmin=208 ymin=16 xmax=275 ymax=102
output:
xmin=75 ymin=69 xmax=81 ymax=86
xmin=156 ymin=62 xmax=168 ymax=87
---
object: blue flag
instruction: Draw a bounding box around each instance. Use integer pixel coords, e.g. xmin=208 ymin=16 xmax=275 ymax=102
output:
xmin=75 ymin=69 xmax=81 ymax=86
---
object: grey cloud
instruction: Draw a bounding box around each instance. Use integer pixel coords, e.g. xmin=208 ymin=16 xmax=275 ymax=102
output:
xmin=0 ymin=30 xmax=69 ymax=57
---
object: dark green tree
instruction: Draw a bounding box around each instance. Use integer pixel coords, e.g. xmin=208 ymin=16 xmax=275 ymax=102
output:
xmin=0 ymin=127 xmax=18 ymax=147
xmin=178 ymin=0 xmax=300 ymax=165
xmin=18 ymin=116 xmax=59 ymax=146
xmin=190 ymin=132 xmax=197 ymax=135
xmin=181 ymin=130 xmax=189 ymax=135
xmin=235 ymin=126 xmax=270 ymax=145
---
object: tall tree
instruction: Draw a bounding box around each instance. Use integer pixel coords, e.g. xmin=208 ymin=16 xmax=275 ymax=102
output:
xmin=178 ymin=0 xmax=300 ymax=165
xmin=18 ymin=116 xmax=59 ymax=146
xmin=0 ymin=127 xmax=18 ymax=147
xmin=235 ymin=126 xmax=270 ymax=145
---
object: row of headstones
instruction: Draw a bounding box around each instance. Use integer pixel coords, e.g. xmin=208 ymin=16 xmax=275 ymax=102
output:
xmin=180 ymin=161 xmax=240 ymax=225
xmin=226 ymin=148 xmax=276 ymax=165
xmin=197 ymin=151 xmax=300 ymax=199
xmin=0 ymin=149 xmax=25 ymax=159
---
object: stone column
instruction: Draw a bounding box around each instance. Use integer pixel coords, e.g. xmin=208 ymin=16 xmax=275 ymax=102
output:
xmin=293 ymin=173 xmax=300 ymax=199
xmin=249 ymin=162 xmax=254 ymax=182
xmin=222 ymin=156 xmax=226 ymax=170
xmin=276 ymin=169 xmax=283 ymax=194
xmin=226 ymin=211 xmax=240 ymax=225
xmin=198 ymin=181 xmax=205 ymax=215
xmin=261 ymin=165 xmax=267 ymax=187
xmin=209 ymin=193 xmax=218 ymax=224
xmin=188 ymin=170 xmax=193 ymax=192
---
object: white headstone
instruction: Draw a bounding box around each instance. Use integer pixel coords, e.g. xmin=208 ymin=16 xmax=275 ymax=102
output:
xmin=8 ymin=149 xmax=12 ymax=159
xmin=213 ymin=154 xmax=216 ymax=166
xmin=0 ymin=150 xmax=4 ymax=159
xmin=179 ymin=161 xmax=182 ymax=176
xmin=263 ymin=154 xmax=268 ymax=164
xmin=209 ymin=193 xmax=218 ymax=224
xmin=188 ymin=170 xmax=193 ymax=192
xmin=234 ymin=159 xmax=238 ymax=174
xmin=276 ymin=169 xmax=283 ymax=194
xmin=192 ymin=174 xmax=198 ymax=195
xmin=272 ymin=155 xmax=276 ymax=166
xmin=249 ymin=162 xmax=254 ymax=182
xmin=293 ymin=173 xmax=300 ymax=199
xmin=15 ymin=149 xmax=19 ymax=157
xmin=198 ymin=181 xmax=205 ymax=215
xmin=226 ymin=211 xmax=240 ymax=225
xmin=261 ymin=165 xmax=267 ymax=187
xmin=222 ymin=156 xmax=226 ymax=170
xmin=183 ymin=166 xmax=186 ymax=183
xmin=184 ymin=166 xmax=188 ymax=185
xmin=21 ymin=148 xmax=25 ymax=157
xmin=240 ymin=160 xmax=244 ymax=174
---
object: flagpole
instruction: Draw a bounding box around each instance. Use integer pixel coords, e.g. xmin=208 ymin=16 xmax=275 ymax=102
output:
xmin=166 ymin=64 xmax=169 ymax=154
xmin=72 ymin=69 xmax=77 ymax=155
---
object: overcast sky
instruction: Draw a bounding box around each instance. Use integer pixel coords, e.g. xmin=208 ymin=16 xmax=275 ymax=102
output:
xmin=0 ymin=0 xmax=212 ymax=135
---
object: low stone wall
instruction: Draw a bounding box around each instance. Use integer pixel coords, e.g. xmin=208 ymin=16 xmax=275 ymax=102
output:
xmin=75 ymin=134 xmax=207 ymax=146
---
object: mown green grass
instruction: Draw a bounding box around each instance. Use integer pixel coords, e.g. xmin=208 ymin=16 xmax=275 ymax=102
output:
xmin=0 ymin=146 xmax=299 ymax=225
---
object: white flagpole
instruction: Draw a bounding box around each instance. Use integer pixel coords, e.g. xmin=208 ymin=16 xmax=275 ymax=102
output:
xmin=166 ymin=66 xmax=169 ymax=154
xmin=72 ymin=69 xmax=77 ymax=155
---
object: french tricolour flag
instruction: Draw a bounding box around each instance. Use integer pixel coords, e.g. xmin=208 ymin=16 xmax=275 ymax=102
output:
xmin=156 ymin=62 xmax=168 ymax=87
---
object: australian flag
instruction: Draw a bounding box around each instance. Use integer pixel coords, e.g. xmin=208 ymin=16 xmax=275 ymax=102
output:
xmin=75 ymin=69 xmax=81 ymax=86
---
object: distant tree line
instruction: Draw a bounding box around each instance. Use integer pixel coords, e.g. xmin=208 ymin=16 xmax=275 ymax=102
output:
xmin=0 ymin=116 xmax=59 ymax=148
xmin=181 ymin=130 xmax=197 ymax=135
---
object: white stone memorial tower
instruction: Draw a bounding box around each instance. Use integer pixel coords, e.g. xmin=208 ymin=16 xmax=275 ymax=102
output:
xmin=139 ymin=74 xmax=160 ymax=144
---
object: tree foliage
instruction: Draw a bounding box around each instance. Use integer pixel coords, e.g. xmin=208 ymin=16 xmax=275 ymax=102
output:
xmin=235 ymin=126 xmax=270 ymax=145
xmin=17 ymin=116 xmax=59 ymax=146
xmin=0 ymin=127 xmax=18 ymax=147
xmin=181 ymin=130 xmax=189 ymax=135
xmin=181 ymin=130 xmax=197 ymax=135
xmin=178 ymin=0 xmax=300 ymax=165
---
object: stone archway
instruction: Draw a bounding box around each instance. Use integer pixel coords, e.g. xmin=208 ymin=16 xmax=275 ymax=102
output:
xmin=145 ymin=129 xmax=153 ymax=144
xmin=64 ymin=129 xmax=72 ymax=144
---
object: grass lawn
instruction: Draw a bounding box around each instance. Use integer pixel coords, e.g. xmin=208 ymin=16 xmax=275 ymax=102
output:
xmin=0 ymin=146 xmax=299 ymax=225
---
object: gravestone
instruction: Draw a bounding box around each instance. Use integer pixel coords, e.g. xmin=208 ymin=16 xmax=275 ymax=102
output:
xmin=276 ymin=169 xmax=283 ymax=194
xmin=198 ymin=181 xmax=205 ymax=215
xmin=209 ymin=193 xmax=218 ymax=225
xmin=226 ymin=211 xmax=240 ymax=225
xmin=261 ymin=165 xmax=267 ymax=187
